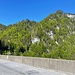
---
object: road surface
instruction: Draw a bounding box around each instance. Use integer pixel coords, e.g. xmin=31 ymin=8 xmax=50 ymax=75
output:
xmin=0 ymin=59 xmax=72 ymax=75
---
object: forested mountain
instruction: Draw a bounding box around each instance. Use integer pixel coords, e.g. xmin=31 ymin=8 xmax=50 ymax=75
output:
xmin=0 ymin=10 xmax=75 ymax=60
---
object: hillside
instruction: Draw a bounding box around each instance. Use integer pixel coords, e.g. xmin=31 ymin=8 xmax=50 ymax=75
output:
xmin=0 ymin=10 xmax=75 ymax=60
xmin=0 ymin=24 xmax=6 ymax=31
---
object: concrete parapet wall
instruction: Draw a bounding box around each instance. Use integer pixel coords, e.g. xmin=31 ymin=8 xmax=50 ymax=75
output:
xmin=0 ymin=55 xmax=8 ymax=60
xmin=0 ymin=55 xmax=75 ymax=74
xmin=49 ymin=59 xmax=75 ymax=73
xmin=33 ymin=57 xmax=50 ymax=69
xmin=8 ymin=56 xmax=23 ymax=63
xmin=22 ymin=57 xmax=34 ymax=66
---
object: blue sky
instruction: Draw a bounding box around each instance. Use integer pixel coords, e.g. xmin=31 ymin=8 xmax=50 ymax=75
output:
xmin=0 ymin=0 xmax=75 ymax=25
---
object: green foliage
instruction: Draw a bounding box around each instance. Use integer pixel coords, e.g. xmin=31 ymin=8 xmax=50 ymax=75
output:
xmin=0 ymin=10 xmax=75 ymax=60
xmin=28 ymin=42 xmax=46 ymax=57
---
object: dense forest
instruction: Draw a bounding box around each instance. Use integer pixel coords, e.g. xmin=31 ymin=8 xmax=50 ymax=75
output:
xmin=0 ymin=10 xmax=75 ymax=60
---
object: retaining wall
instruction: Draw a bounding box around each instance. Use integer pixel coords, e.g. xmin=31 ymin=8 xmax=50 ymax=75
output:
xmin=0 ymin=55 xmax=75 ymax=74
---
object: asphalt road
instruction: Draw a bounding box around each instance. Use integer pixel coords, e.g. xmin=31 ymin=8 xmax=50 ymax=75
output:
xmin=0 ymin=59 xmax=71 ymax=75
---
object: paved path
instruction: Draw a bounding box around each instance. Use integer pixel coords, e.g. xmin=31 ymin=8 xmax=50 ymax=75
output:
xmin=0 ymin=59 xmax=72 ymax=75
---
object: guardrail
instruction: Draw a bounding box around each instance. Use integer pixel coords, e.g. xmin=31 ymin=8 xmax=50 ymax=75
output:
xmin=0 ymin=55 xmax=75 ymax=74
